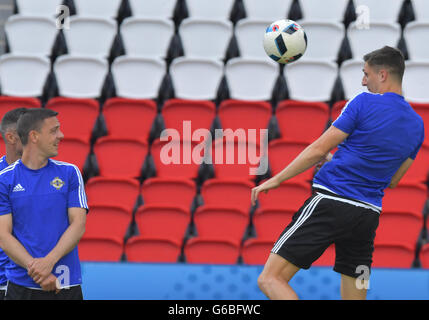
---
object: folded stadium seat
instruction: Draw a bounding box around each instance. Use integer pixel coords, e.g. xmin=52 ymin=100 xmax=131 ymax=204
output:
xmin=276 ymin=100 xmax=330 ymax=143
xmin=53 ymin=137 xmax=91 ymax=171
xmin=73 ymin=0 xmax=123 ymax=19
xmin=5 ymin=15 xmax=58 ymax=57
xmin=128 ymin=0 xmax=178 ymax=18
xmin=200 ymin=178 xmax=255 ymax=211
xmin=412 ymin=0 xmax=429 ymax=21
xmin=353 ymin=0 xmax=405 ymax=23
xmin=298 ymin=21 xmax=345 ymax=62
xmin=403 ymin=61 xmax=429 ymax=104
xmin=193 ymin=205 xmax=250 ymax=241
xmin=184 ymin=237 xmax=241 ymax=264
xmin=16 ymin=0 xmax=63 ymax=17
xmin=225 ymin=57 xmax=279 ymax=101
xmin=268 ymin=139 xmax=313 ymax=183
xmin=102 ymin=98 xmax=157 ymax=142
xmin=78 ymin=235 xmax=124 ymax=262
xmin=347 ymin=22 xmax=402 ymax=60
xmin=299 ymin=0 xmax=350 ymax=21
xmin=134 ymin=204 xmax=191 ymax=241
xmin=372 ymin=243 xmax=415 ymax=268
xmin=53 ymin=55 xmax=109 ymax=99
xmin=62 ymin=17 xmax=117 ymax=59
xmin=241 ymin=0 xmax=293 ymax=20
xmin=234 ymin=19 xmax=274 ymax=59
xmin=419 ymin=243 xmax=429 ymax=268
xmin=284 ymin=60 xmax=338 ymax=102
xmin=120 ymin=17 xmax=175 ymax=58
xmin=409 ymin=103 xmax=429 ymax=143
xmin=185 ymin=0 xmax=236 ymax=19
xmin=383 ymin=182 xmax=428 ymax=213
xmin=241 ymin=238 xmax=275 ymax=265
xmin=0 ymin=54 xmax=50 ymax=98
xmin=257 ymin=180 xmax=312 ymax=211
xmin=178 ymin=18 xmax=233 ymax=61
xmin=124 ymin=235 xmax=182 ymax=263
xmin=253 ymin=207 xmax=295 ymax=240
xmin=400 ymin=143 xmax=429 ymax=184
xmin=140 ymin=177 xmax=196 ymax=210
xmin=331 ymin=100 xmax=347 ymax=121
xmin=85 ymin=176 xmax=140 ymax=212
xmin=45 ymin=97 xmax=99 ymax=142
xmin=83 ymin=204 xmax=133 ymax=239
xmin=403 ymin=22 xmax=429 ymax=61
xmin=169 ymin=57 xmax=224 ymax=101
xmin=339 ymin=59 xmax=368 ymax=100
xmin=0 ymin=96 xmax=41 ymax=119
xmin=93 ymin=136 xmax=148 ymax=178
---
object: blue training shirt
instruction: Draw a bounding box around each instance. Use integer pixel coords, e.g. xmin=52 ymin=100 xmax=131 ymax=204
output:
xmin=313 ymin=92 xmax=425 ymax=210
xmin=0 ymin=155 xmax=10 ymax=287
xmin=0 ymin=158 xmax=88 ymax=288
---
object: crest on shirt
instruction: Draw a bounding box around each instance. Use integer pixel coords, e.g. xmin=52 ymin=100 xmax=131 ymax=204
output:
xmin=50 ymin=177 xmax=65 ymax=190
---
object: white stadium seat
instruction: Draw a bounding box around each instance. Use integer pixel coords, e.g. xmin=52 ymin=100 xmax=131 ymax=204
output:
xmin=403 ymin=22 xmax=429 ymax=61
xmin=284 ymin=59 xmax=338 ymax=102
xmin=111 ymin=56 xmax=166 ymax=99
xmin=225 ymin=57 xmax=279 ymax=101
xmin=299 ymin=0 xmax=350 ymax=22
xmin=179 ymin=18 xmax=233 ymax=60
xmin=120 ymin=17 xmax=174 ymax=58
xmin=73 ymin=0 xmax=123 ymax=19
xmin=128 ymin=0 xmax=177 ymax=18
xmin=0 ymin=54 xmax=50 ymax=97
xmin=5 ymin=15 xmax=58 ymax=56
xmin=16 ymin=0 xmax=63 ymax=17
xmin=242 ymin=0 xmax=293 ymax=20
xmin=411 ymin=0 xmax=429 ymax=22
xmin=170 ymin=57 xmax=224 ymax=100
xmin=403 ymin=61 xmax=429 ymax=103
xmin=352 ymin=0 xmax=404 ymax=23
xmin=339 ymin=59 xmax=368 ymax=100
xmin=235 ymin=19 xmax=273 ymax=59
xmin=53 ymin=55 xmax=109 ymax=98
xmin=185 ymin=0 xmax=236 ymax=19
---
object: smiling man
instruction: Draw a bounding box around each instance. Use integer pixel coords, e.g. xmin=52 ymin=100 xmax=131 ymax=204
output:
xmin=0 ymin=109 xmax=88 ymax=300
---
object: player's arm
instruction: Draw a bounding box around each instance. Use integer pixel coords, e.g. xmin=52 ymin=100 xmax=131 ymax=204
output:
xmin=388 ymin=158 xmax=414 ymax=189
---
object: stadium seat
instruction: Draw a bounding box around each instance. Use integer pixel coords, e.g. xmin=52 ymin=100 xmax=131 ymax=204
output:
xmin=120 ymin=17 xmax=175 ymax=58
xmin=93 ymin=136 xmax=148 ymax=178
xmin=78 ymin=235 xmax=124 ymax=262
xmin=339 ymin=59 xmax=368 ymax=100
xmin=372 ymin=243 xmax=415 ymax=268
xmin=347 ymin=22 xmax=401 ymax=60
xmin=400 ymin=143 xmax=429 ymax=184
xmin=383 ymin=182 xmax=427 ymax=213
xmin=225 ymin=57 xmax=279 ymax=101
xmin=124 ymin=235 xmax=182 ymax=263
xmin=0 ymin=96 xmax=41 ymax=119
xmin=403 ymin=61 xmax=429 ymax=103
xmin=241 ymin=0 xmax=293 ymax=20
xmin=84 ymin=204 xmax=133 ymax=239
xmin=419 ymin=243 xmax=429 ymax=268
xmin=312 ymin=244 xmax=335 ymax=267
xmin=111 ymin=56 xmax=166 ymax=99
xmin=412 ymin=0 xmax=429 ymax=22
xmin=353 ymin=0 xmax=405 ymax=23
xmin=140 ymin=177 xmax=196 ymax=210
xmin=5 ymin=15 xmax=58 ymax=56
xmin=53 ymin=55 xmax=109 ymax=99
xmin=284 ymin=60 xmax=338 ymax=102
xmin=403 ymin=22 xmax=429 ymax=61
xmin=298 ymin=21 xmax=345 ymax=61
xmin=200 ymin=178 xmax=255 ymax=211
xmin=179 ymin=18 xmax=233 ymax=60
xmin=128 ymin=0 xmax=177 ymax=18
xmin=276 ymin=100 xmax=330 ymax=143
xmin=0 ymin=54 xmax=50 ymax=97
xmin=73 ymin=0 xmax=123 ymax=19
xmin=135 ymin=204 xmax=191 ymax=241
xmin=46 ymin=97 xmax=99 ymax=142
xmin=234 ymin=19 xmax=273 ymax=59
xmin=410 ymin=103 xmax=429 ymax=143
xmin=241 ymin=238 xmax=275 ymax=265
xmin=16 ymin=0 xmax=63 ymax=17
xmin=185 ymin=0 xmax=236 ymax=19
xmin=184 ymin=237 xmax=241 ymax=264
xmin=85 ymin=176 xmax=140 ymax=211
xmin=253 ymin=207 xmax=295 ymax=240
xmin=102 ymin=98 xmax=157 ymax=141
xmin=53 ymin=137 xmax=90 ymax=171
xmin=331 ymin=100 xmax=347 ymax=121
xmin=299 ymin=0 xmax=350 ymax=21
xmin=193 ymin=205 xmax=250 ymax=241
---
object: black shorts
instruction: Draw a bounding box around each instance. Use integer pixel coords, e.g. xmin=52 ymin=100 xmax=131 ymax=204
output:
xmin=4 ymin=281 xmax=83 ymax=300
xmin=271 ymin=189 xmax=380 ymax=278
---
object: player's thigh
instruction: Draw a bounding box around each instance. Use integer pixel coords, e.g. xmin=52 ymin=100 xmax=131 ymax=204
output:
xmin=259 ymin=253 xmax=300 ymax=283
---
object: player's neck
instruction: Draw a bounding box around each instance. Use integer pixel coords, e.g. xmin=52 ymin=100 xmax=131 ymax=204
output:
xmin=21 ymin=149 xmax=49 ymax=170
xmin=378 ymin=83 xmax=403 ymax=96
xmin=5 ymin=145 xmax=20 ymax=165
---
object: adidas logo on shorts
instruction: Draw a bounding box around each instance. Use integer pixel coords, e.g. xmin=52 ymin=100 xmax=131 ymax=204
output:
xmin=12 ymin=184 xmax=25 ymax=192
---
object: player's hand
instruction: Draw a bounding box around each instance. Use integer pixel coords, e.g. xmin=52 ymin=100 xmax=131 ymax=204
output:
xmin=40 ymin=274 xmax=61 ymax=294
xmin=251 ymin=178 xmax=280 ymax=206
xmin=27 ymin=257 xmax=55 ymax=284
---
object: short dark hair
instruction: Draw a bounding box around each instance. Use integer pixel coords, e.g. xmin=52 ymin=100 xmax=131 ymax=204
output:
xmin=17 ymin=108 xmax=58 ymax=146
xmin=363 ymin=46 xmax=405 ymax=82
xmin=0 ymin=107 xmax=28 ymax=139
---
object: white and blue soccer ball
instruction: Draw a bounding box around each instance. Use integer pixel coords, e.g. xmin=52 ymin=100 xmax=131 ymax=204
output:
xmin=263 ymin=19 xmax=307 ymax=64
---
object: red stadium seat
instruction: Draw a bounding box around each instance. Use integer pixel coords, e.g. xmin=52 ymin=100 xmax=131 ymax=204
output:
xmin=410 ymin=102 xmax=429 ymax=142
xmin=241 ymin=238 xmax=274 ymax=265
xmin=134 ymin=204 xmax=191 ymax=241
xmin=193 ymin=205 xmax=250 ymax=241
xmin=46 ymin=97 xmax=99 ymax=141
xmin=253 ymin=207 xmax=295 ymax=240
xmin=124 ymin=235 xmax=182 ymax=263
xmin=102 ymin=98 xmax=157 ymax=141
xmin=78 ymin=235 xmax=124 ymax=262
xmin=258 ymin=180 xmax=312 ymax=211
xmin=312 ymin=244 xmax=335 ymax=267
xmin=331 ymin=100 xmax=347 ymax=121
xmin=54 ymin=137 xmax=90 ymax=171
xmin=94 ymin=136 xmax=148 ymax=178
xmin=85 ymin=176 xmax=140 ymax=211
xmin=401 ymin=143 xmax=429 ymax=184
xmin=0 ymin=96 xmax=40 ymax=119
xmin=372 ymin=243 xmax=415 ymax=268
xmin=140 ymin=177 xmax=196 ymax=209
xmin=276 ymin=100 xmax=330 ymax=143
xmin=418 ymin=244 xmax=429 ymax=269
xmin=83 ymin=204 xmax=133 ymax=239
xmin=383 ymin=182 xmax=427 ymax=213
xmin=184 ymin=237 xmax=240 ymax=264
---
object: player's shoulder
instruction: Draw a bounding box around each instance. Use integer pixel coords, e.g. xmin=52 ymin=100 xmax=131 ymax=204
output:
xmin=0 ymin=159 xmax=20 ymax=181
xmin=49 ymin=159 xmax=81 ymax=173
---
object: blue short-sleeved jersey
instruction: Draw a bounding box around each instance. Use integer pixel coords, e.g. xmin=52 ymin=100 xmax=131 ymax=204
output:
xmin=313 ymin=92 xmax=425 ymax=210
xmin=0 ymin=155 xmax=10 ymax=286
xmin=0 ymin=159 xmax=88 ymax=288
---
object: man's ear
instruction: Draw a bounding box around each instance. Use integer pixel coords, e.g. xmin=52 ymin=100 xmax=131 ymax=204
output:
xmin=4 ymin=131 xmax=15 ymax=144
xmin=378 ymin=69 xmax=388 ymax=82
xmin=28 ymin=130 xmax=38 ymax=144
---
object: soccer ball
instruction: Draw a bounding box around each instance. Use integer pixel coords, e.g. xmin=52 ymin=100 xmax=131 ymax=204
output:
xmin=263 ymin=19 xmax=307 ymax=64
